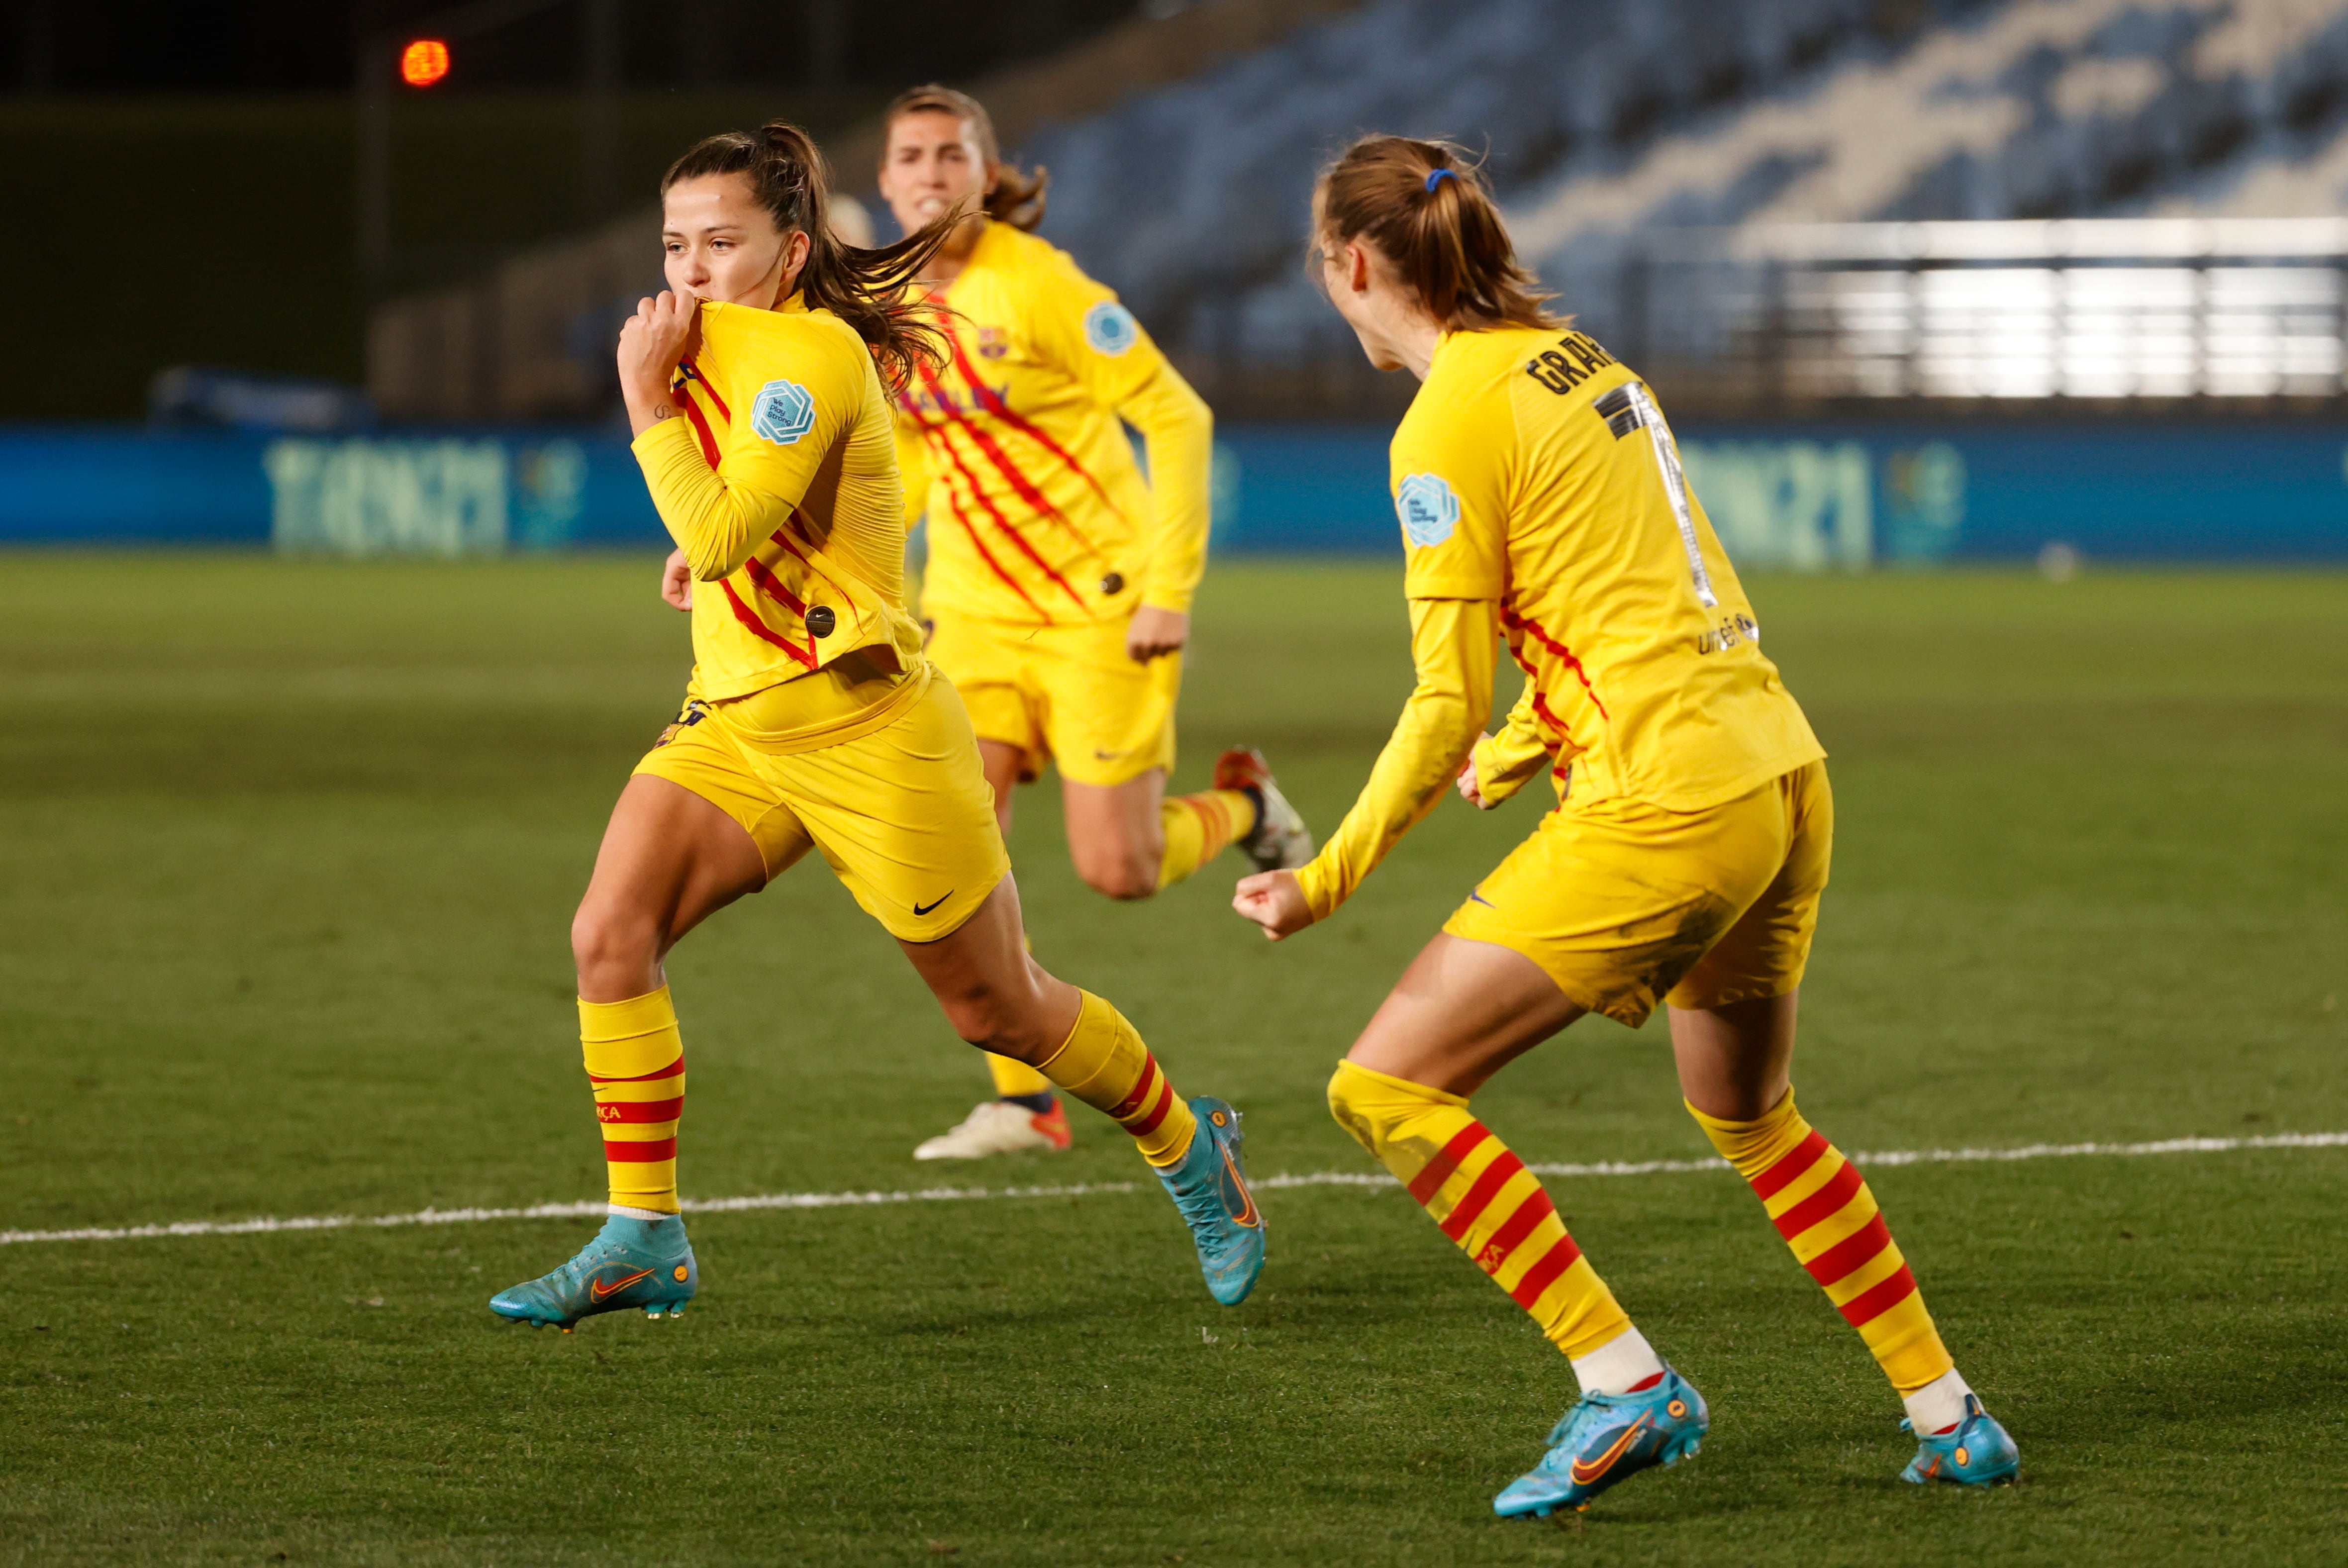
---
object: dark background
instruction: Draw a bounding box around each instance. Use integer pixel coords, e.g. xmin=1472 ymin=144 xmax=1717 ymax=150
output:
xmin=0 ymin=0 xmax=1149 ymax=419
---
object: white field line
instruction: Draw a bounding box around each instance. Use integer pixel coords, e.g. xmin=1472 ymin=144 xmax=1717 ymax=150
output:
xmin=5 ymin=1130 xmax=2344 ymax=1249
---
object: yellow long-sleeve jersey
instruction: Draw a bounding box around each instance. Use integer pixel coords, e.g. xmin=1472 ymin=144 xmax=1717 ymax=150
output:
xmin=1295 ymin=326 xmax=1824 ymax=920
xmin=894 ymin=220 xmax=1212 ymax=624
xmin=631 ymin=294 xmax=925 ymax=719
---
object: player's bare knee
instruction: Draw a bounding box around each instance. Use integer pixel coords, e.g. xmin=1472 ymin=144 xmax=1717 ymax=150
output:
xmin=1076 ymin=847 xmax=1158 ymax=901
xmin=570 ymin=902 xmax=656 ymax=988
xmin=938 ymin=982 xmax=1043 ymax=1060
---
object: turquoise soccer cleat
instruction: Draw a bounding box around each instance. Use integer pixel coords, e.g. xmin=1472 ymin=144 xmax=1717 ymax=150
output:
xmin=1155 ymin=1097 xmax=1265 ymax=1306
xmin=489 ymin=1213 xmax=697 ymax=1331
xmin=1901 ymin=1394 xmax=2019 ymax=1486
xmin=1493 ymin=1367 xmax=1709 ymax=1517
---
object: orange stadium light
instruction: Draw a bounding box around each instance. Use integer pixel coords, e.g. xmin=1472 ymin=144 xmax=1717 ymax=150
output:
xmin=400 ymin=39 xmax=451 ymax=88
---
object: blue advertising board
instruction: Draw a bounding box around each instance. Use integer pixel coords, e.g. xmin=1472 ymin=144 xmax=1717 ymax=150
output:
xmin=2 ymin=419 xmax=2345 ymax=563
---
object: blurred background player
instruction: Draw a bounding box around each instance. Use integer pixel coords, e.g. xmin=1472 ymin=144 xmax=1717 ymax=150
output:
xmin=878 ymin=84 xmax=1311 ymax=1161
xmin=1232 ymin=138 xmax=2016 ymax=1516
xmin=495 ymin=121 xmax=1265 ymax=1332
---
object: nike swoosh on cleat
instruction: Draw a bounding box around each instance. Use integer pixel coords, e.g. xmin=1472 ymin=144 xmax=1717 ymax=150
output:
xmin=589 ymin=1268 xmax=655 ymax=1301
xmin=913 ymin=892 xmax=954 ymax=917
xmin=1569 ymin=1415 xmax=1651 ymax=1486
xmin=1219 ymin=1150 xmax=1261 ymax=1228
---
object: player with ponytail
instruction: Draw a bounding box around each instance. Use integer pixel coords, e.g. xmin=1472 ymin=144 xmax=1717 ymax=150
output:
xmin=491 ymin=121 xmax=1265 ymax=1333
xmin=864 ymin=85 xmax=1312 ymax=1164
xmin=1232 ymin=136 xmax=2016 ymax=1515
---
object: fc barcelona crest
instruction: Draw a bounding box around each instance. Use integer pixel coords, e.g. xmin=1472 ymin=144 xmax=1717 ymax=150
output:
xmin=978 ymin=326 xmax=1010 ymax=360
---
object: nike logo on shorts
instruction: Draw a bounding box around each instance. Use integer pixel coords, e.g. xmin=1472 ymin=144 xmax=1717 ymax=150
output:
xmin=914 ymin=892 xmax=954 ymax=917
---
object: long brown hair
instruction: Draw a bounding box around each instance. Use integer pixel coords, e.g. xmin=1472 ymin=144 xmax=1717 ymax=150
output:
xmin=881 ymin=84 xmax=1050 ymax=232
xmin=1314 ymin=136 xmax=1560 ymax=332
xmin=662 ymin=121 xmax=956 ymax=388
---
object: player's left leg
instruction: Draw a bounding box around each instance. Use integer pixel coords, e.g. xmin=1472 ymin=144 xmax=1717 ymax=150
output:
xmin=1332 ymin=933 xmax=1705 ymax=1517
xmin=898 ymin=877 xmax=1264 ymax=1304
xmin=919 ymin=736 xmax=1076 ymax=1161
xmin=1667 ymin=763 xmax=2017 ymax=1486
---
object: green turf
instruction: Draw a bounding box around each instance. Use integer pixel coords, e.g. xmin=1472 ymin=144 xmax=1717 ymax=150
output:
xmin=0 ymin=555 xmax=2342 ymax=1566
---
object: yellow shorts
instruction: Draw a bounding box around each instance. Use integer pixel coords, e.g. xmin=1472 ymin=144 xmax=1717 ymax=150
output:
xmin=923 ymin=611 xmax=1179 ymax=787
xmin=1444 ymin=761 xmax=1833 ymax=1028
xmin=631 ymin=666 xmax=1011 ymax=943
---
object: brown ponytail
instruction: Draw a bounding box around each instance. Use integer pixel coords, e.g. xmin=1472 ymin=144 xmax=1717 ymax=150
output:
xmin=1313 ymin=136 xmax=1560 ymax=332
xmin=661 ymin=121 xmax=956 ymax=390
xmin=881 ymin=84 xmax=1049 ymax=233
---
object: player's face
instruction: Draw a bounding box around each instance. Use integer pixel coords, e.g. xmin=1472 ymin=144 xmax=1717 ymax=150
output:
xmin=661 ymin=174 xmax=808 ymax=309
xmin=879 ymin=110 xmax=993 ymax=235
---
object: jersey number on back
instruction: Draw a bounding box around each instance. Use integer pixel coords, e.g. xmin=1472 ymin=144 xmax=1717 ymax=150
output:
xmin=1592 ymin=383 xmax=1720 ymax=610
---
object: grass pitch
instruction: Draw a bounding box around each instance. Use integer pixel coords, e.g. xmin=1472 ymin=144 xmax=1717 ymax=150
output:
xmin=0 ymin=554 xmax=2343 ymax=1567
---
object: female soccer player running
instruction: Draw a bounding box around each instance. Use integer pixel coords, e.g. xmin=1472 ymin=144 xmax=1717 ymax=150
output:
xmin=491 ymin=123 xmax=1264 ymax=1330
xmin=876 ymin=86 xmax=1313 ymax=1161
xmin=1231 ymin=139 xmax=2016 ymax=1515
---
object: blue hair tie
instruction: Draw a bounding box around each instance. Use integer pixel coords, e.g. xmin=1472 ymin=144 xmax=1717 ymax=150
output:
xmin=1424 ymin=168 xmax=1458 ymax=193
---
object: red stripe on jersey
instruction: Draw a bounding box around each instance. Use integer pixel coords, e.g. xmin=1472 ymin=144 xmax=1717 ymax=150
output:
xmin=718 ymin=580 xmax=818 ymax=668
xmin=1478 ymin=1184 xmax=1558 ymax=1266
xmin=740 ymin=554 xmax=809 ymax=617
xmin=603 ymin=1137 xmax=678 ymax=1163
xmin=1773 ymin=1159 xmax=1866 ymax=1243
xmin=587 ymin=1057 xmax=686 ymax=1084
xmin=1506 ymin=1232 xmax=1585 ymax=1307
xmin=1837 ymin=1263 xmax=1919 ymax=1328
xmin=902 ymin=399 xmax=1053 ymax=619
xmin=772 ymin=517 xmax=858 ymax=609
xmin=917 ymin=357 xmax=1103 ymax=561
xmin=945 ymin=328 xmax=1124 ymax=518
xmin=675 ymin=386 xmax=722 ymax=469
xmin=1407 ymin=1123 xmax=1492 ymax=1206
xmin=680 ymin=358 xmax=730 ymax=422
xmin=1439 ymin=1150 xmax=1526 ymax=1240
xmin=1803 ymin=1213 xmax=1894 ymax=1288
xmin=1752 ymin=1130 xmax=1833 ymax=1200
xmin=597 ymin=1096 xmax=684 ymax=1125
xmin=913 ymin=364 xmax=1088 ymax=608
xmin=1501 ymin=605 xmax=1610 ymax=721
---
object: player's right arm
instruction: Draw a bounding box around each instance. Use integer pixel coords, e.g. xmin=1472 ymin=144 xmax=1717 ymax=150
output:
xmin=631 ymin=306 xmax=860 ymax=582
xmin=1464 ymin=684 xmax=1553 ymax=808
xmin=1238 ymin=372 xmax=1514 ymax=937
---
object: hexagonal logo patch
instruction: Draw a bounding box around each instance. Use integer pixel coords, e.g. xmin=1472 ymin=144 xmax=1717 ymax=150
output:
xmin=1083 ymin=301 xmax=1139 ymax=357
xmin=1395 ymin=472 xmax=1460 ymax=548
xmin=751 ymin=378 xmax=816 ymax=446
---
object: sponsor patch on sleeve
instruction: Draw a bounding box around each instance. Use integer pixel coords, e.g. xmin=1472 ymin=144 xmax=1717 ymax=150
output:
xmin=1395 ymin=473 xmax=1461 ymax=548
xmin=1082 ymin=301 xmax=1139 ymax=357
xmin=751 ymin=379 xmax=816 ymax=446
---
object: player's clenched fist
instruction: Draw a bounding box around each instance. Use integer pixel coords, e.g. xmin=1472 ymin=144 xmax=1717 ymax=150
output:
xmin=617 ymin=290 xmax=701 ymax=437
xmin=1232 ymin=869 xmax=1314 ymax=941
xmin=659 ymin=548 xmax=693 ymax=611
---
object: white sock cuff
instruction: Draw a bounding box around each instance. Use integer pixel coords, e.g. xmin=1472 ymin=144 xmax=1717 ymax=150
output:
xmin=1568 ymin=1325 xmax=1667 ymax=1396
xmin=1903 ymin=1368 xmax=1975 ymax=1435
xmin=608 ymin=1203 xmax=671 ymax=1221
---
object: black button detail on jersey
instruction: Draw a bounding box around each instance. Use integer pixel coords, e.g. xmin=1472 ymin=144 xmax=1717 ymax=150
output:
xmin=1100 ymin=572 xmax=1126 ymax=596
xmin=805 ymin=605 xmax=837 ymax=638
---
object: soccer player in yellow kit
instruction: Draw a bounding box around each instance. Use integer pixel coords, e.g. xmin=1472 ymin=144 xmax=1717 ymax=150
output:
xmin=1232 ymin=138 xmax=2018 ymax=1514
xmin=878 ymin=86 xmax=1312 ymax=1161
xmin=491 ymin=122 xmax=1264 ymax=1330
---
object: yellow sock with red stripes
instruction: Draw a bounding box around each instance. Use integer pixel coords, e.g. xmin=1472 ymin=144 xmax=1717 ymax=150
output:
xmin=1156 ymin=789 xmax=1259 ymax=890
xmin=1034 ymin=990 xmax=1196 ymax=1167
xmin=580 ymin=988 xmax=686 ymax=1215
xmin=1689 ymin=1089 xmax=1956 ymax=1398
xmin=1329 ymin=1062 xmax=1647 ymax=1373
